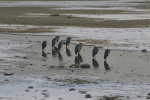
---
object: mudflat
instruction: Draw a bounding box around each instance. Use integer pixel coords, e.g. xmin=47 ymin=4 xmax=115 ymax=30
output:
xmin=0 ymin=0 xmax=150 ymax=100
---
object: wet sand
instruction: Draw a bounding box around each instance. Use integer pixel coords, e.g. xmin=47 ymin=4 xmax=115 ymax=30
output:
xmin=1 ymin=33 xmax=150 ymax=83
xmin=0 ymin=1 xmax=149 ymax=28
xmin=0 ymin=1 xmax=150 ymax=99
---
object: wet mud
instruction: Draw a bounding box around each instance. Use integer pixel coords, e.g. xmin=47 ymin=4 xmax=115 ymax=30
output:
xmin=1 ymin=33 xmax=150 ymax=83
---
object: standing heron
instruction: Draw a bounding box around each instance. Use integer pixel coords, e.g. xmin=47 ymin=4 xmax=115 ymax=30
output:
xmin=55 ymin=36 xmax=60 ymax=42
xmin=42 ymin=41 xmax=47 ymax=51
xmin=58 ymin=40 xmax=65 ymax=51
xmin=52 ymin=38 xmax=56 ymax=47
xmin=74 ymin=43 xmax=83 ymax=54
xmin=66 ymin=37 xmax=72 ymax=47
xmin=104 ymin=49 xmax=110 ymax=60
xmin=92 ymin=46 xmax=99 ymax=58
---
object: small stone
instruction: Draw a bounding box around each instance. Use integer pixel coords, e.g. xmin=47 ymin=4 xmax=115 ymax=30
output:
xmin=15 ymin=56 xmax=20 ymax=57
xmin=26 ymin=90 xmax=29 ymax=92
xmin=81 ymin=63 xmax=90 ymax=68
xmin=42 ymin=90 xmax=48 ymax=92
xmin=103 ymin=95 xmax=118 ymax=99
xmin=4 ymin=79 xmax=9 ymax=81
xmin=85 ymin=94 xmax=91 ymax=98
xmin=23 ymin=57 xmax=27 ymax=59
xmin=59 ymin=65 xmax=65 ymax=68
xmin=142 ymin=49 xmax=147 ymax=53
xmin=148 ymin=93 xmax=150 ymax=95
xmin=50 ymin=14 xmax=59 ymax=16
xmin=147 ymin=96 xmax=150 ymax=99
xmin=28 ymin=86 xmax=34 ymax=89
xmin=69 ymin=88 xmax=75 ymax=91
xmin=135 ymin=46 xmax=139 ymax=48
xmin=4 ymin=73 xmax=14 ymax=76
xmin=69 ymin=65 xmax=73 ymax=68
xmin=74 ymin=64 xmax=80 ymax=68
xmin=79 ymin=91 xmax=86 ymax=94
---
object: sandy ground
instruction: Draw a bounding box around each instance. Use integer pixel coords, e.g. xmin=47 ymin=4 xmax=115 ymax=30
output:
xmin=0 ymin=0 xmax=150 ymax=100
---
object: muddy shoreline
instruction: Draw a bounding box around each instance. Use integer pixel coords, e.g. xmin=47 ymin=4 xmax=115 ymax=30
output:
xmin=0 ymin=1 xmax=150 ymax=100
xmin=0 ymin=33 xmax=149 ymax=83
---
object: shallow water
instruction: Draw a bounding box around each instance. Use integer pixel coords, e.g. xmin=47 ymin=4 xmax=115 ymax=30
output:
xmin=0 ymin=74 xmax=150 ymax=100
xmin=0 ymin=33 xmax=150 ymax=83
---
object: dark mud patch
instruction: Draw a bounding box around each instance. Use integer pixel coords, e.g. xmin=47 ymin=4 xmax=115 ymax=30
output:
xmin=0 ymin=27 xmax=55 ymax=33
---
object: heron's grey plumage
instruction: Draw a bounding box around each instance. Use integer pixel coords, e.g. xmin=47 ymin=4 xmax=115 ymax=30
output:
xmin=52 ymin=38 xmax=56 ymax=47
xmin=58 ymin=40 xmax=64 ymax=51
xmin=74 ymin=43 xmax=83 ymax=54
xmin=104 ymin=49 xmax=110 ymax=59
xmin=42 ymin=41 xmax=47 ymax=51
xmin=92 ymin=47 xmax=99 ymax=57
xmin=55 ymin=36 xmax=59 ymax=42
xmin=66 ymin=37 xmax=72 ymax=46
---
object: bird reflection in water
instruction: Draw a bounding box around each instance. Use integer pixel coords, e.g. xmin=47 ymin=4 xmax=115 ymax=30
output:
xmin=104 ymin=61 xmax=110 ymax=70
xmin=54 ymin=46 xmax=58 ymax=53
xmin=42 ymin=51 xmax=47 ymax=57
xmin=78 ymin=53 xmax=83 ymax=62
xmin=58 ymin=51 xmax=63 ymax=62
xmin=74 ymin=53 xmax=83 ymax=64
xmin=92 ymin=58 xmax=99 ymax=68
xmin=52 ymin=46 xmax=58 ymax=57
xmin=66 ymin=47 xmax=71 ymax=57
xmin=75 ymin=56 xmax=80 ymax=64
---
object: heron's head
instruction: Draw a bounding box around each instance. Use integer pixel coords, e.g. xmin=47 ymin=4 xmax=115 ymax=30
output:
xmin=55 ymin=36 xmax=59 ymax=39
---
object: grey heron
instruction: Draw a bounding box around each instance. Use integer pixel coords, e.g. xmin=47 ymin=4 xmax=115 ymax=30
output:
xmin=92 ymin=46 xmax=99 ymax=58
xmin=42 ymin=41 xmax=47 ymax=51
xmin=52 ymin=38 xmax=56 ymax=47
xmin=55 ymin=36 xmax=60 ymax=42
xmin=66 ymin=37 xmax=72 ymax=47
xmin=104 ymin=49 xmax=110 ymax=60
xmin=58 ymin=40 xmax=65 ymax=51
xmin=74 ymin=43 xmax=83 ymax=54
